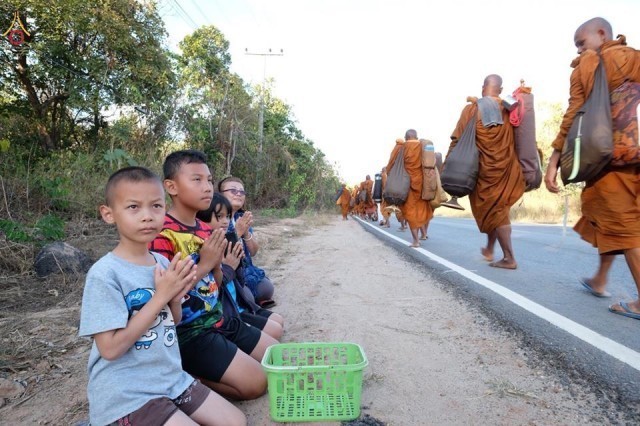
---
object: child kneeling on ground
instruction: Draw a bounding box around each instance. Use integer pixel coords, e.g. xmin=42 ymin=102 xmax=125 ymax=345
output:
xmin=79 ymin=166 xmax=245 ymax=425
xmin=150 ymin=150 xmax=276 ymax=400
xmin=197 ymin=193 xmax=284 ymax=340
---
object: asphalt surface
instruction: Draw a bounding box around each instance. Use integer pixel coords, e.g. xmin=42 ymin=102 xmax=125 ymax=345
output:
xmin=356 ymin=213 xmax=640 ymax=407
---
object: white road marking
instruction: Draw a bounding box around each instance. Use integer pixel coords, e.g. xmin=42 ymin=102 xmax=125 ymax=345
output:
xmin=357 ymin=217 xmax=640 ymax=372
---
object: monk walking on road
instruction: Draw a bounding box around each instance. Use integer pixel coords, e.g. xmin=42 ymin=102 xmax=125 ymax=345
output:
xmin=386 ymin=129 xmax=434 ymax=247
xmin=544 ymin=17 xmax=640 ymax=320
xmin=379 ymin=167 xmax=391 ymax=228
xmin=448 ymin=75 xmax=525 ymax=269
xmin=336 ymin=183 xmax=352 ymax=220
xmin=359 ymin=175 xmax=376 ymax=219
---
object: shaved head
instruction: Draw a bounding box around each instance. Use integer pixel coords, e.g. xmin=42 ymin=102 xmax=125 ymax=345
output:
xmin=405 ymin=129 xmax=418 ymax=140
xmin=574 ymin=17 xmax=613 ymax=54
xmin=483 ymin=74 xmax=502 ymax=88
xmin=576 ymin=17 xmax=613 ymax=40
xmin=482 ymin=74 xmax=503 ymax=97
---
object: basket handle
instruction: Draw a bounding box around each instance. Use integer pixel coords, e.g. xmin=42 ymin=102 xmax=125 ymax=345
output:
xmin=271 ymin=364 xmax=334 ymax=372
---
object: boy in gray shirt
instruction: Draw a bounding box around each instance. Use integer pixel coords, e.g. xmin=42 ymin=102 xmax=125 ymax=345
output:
xmin=79 ymin=166 xmax=245 ymax=425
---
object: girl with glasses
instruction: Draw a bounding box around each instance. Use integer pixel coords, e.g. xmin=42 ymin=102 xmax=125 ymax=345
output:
xmin=217 ymin=177 xmax=277 ymax=309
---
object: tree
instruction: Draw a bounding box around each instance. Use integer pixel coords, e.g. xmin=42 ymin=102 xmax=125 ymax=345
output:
xmin=176 ymin=24 xmax=240 ymax=171
xmin=0 ymin=0 xmax=175 ymax=152
xmin=536 ymin=101 xmax=565 ymax=160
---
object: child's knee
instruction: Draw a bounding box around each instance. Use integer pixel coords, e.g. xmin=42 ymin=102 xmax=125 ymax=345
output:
xmin=227 ymin=409 xmax=248 ymax=426
xmin=241 ymin=374 xmax=267 ymax=400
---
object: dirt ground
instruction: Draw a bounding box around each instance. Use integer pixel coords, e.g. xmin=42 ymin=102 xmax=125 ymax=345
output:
xmin=0 ymin=213 xmax=636 ymax=425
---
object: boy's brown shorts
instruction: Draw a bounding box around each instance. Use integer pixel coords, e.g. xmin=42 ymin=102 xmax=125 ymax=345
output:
xmin=111 ymin=380 xmax=209 ymax=425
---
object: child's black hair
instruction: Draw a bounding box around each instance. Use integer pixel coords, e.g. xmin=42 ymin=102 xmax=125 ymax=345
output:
xmin=162 ymin=149 xmax=208 ymax=180
xmin=197 ymin=192 xmax=232 ymax=223
xmin=105 ymin=166 xmax=161 ymax=205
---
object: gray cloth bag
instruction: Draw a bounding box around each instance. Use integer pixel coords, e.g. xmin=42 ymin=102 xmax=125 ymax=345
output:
xmin=441 ymin=115 xmax=479 ymax=197
xmin=383 ymin=146 xmax=410 ymax=205
xmin=560 ymin=58 xmax=613 ymax=184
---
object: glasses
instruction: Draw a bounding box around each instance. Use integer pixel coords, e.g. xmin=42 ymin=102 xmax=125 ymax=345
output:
xmin=222 ymin=188 xmax=247 ymax=196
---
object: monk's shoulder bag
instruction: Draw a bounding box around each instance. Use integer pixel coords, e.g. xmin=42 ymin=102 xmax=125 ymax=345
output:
xmin=383 ymin=146 xmax=410 ymax=206
xmin=358 ymin=189 xmax=367 ymax=203
xmin=511 ymin=86 xmax=542 ymax=191
xmin=441 ymin=114 xmax=479 ymax=197
xmin=560 ymin=58 xmax=613 ymax=184
xmin=373 ymin=173 xmax=383 ymax=202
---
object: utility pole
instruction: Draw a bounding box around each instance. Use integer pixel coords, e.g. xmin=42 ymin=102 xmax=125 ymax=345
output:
xmin=244 ymin=48 xmax=284 ymax=154
xmin=244 ymin=48 xmax=283 ymax=196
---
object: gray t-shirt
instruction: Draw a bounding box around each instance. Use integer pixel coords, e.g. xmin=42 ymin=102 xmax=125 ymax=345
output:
xmin=79 ymin=252 xmax=194 ymax=425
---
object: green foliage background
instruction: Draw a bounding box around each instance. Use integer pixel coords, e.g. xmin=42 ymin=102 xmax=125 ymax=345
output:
xmin=0 ymin=1 xmax=342 ymax=243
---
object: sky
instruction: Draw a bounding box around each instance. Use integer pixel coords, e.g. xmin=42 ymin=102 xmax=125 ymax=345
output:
xmin=160 ymin=0 xmax=640 ymax=185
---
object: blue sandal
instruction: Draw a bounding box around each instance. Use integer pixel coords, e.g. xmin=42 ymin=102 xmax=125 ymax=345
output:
xmin=609 ymin=301 xmax=640 ymax=320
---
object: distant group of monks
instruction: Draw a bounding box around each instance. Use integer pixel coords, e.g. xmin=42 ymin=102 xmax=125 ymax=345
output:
xmin=338 ymin=17 xmax=640 ymax=321
xmin=334 ymin=175 xmax=378 ymax=222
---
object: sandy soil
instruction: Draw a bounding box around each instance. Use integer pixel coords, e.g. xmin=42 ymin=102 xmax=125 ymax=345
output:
xmin=0 ymin=213 xmax=635 ymax=425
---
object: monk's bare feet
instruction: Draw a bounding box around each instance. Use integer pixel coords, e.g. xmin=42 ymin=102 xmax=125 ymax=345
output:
xmin=410 ymin=242 xmax=421 ymax=248
xmin=481 ymin=247 xmax=494 ymax=262
xmin=419 ymin=235 xmax=428 ymax=240
xmin=489 ymin=259 xmax=517 ymax=270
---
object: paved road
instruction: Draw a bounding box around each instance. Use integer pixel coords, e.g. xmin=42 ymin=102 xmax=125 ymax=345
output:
xmin=356 ymin=214 xmax=640 ymax=405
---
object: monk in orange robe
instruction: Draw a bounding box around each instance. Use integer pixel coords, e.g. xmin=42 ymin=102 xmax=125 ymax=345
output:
xmin=362 ymin=175 xmax=373 ymax=199
xmin=386 ymin=130 xmax=434 ymax=247
xmin=336 ymin=183 xmax=351 ymax=220
xmin=545 ymin=17 xmax=640 ymax=319
xmin=360 ymin=175 xmax=376 ymax=218
xmin=447 ymin=75 xmax=525 ymax=269
xmin=350 ymin=185 xmax=361 ymax=217
xmin=381 ymin=140 xmax=408 ymax=230
xmin=379 ymin=167 xmax=391 ymax=227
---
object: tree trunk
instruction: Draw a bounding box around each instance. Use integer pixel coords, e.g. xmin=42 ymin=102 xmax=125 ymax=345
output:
xmin=14 ymin=53 xmax=55 ymax=150
xmin=225 ymin=123 xmax=235 ymax=175
xmin=13 ymin=52 xmax=70 ymax=151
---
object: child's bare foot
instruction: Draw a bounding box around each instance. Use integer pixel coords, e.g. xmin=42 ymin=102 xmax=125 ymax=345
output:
xmin=489 ymin=259 xmax=517 ymax=270
xmin=481 ymin=247 xmax=494 ymax=262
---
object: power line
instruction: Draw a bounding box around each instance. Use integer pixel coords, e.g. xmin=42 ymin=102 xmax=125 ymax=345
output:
xmin=189 ymin=0 xmax=211 ymax=25
xmin=209 ymin=0 xmax=232 ymax=27
xmin=170 ymin=0 xmax=199 ymax=30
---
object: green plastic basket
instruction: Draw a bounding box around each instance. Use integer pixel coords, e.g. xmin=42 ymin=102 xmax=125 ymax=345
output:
xmin=261 ymin=342 xmax=368 ymax=422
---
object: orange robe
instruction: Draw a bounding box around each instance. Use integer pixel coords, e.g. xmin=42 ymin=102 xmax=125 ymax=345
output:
xmin=380 ymin=169 xmax=391 ymax=220
xmin=449 ymin=98 xmax=525 ymax=233
xmin=386 ymin=138 xmax=433 ymax=229
xmin=350 ymin=186 xmax=361 ymax=215
xmin=360 ymin=179 xmax=375 ymax=209
xmin=336 ymin=187 xmax=351 ymax=219
xmin=554 ymin=36 xmax=640 ymax=254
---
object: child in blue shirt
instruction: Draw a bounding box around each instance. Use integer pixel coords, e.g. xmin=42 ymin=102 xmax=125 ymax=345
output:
xmin=79 ymin=166 xmax=245 ymax=425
